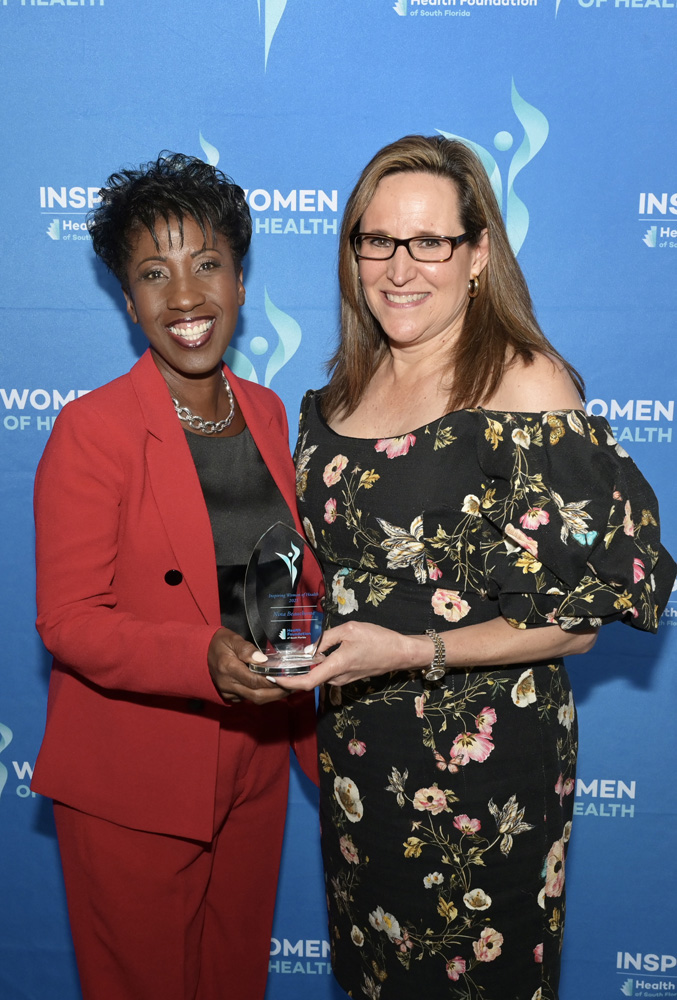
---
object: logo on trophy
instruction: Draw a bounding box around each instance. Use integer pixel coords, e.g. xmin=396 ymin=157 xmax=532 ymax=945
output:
xmin=245 ymin=522 xmax=325 ymax=675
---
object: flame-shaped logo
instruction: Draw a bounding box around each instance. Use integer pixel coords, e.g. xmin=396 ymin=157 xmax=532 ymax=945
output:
xmin=0 ymin=722 xmax=13 ymax=801
xmin=437 ymin=80 xmax=549 ymax=256
xmin=226 ymin=288 xmax=302 ymax=387
xmin=199 ymin=132 xmax=220 ymax=167
xmin=46 ymin=219 xmax=60 ymax=241
xmin=276 ymin=539 xmax=301 ymax=587
xmin=257 ymin=0 xmax=289 ymax=70
xmin=393 ymin=0 xmax=408 ymax=14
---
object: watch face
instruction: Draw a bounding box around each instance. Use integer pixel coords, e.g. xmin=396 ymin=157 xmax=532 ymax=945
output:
xmin=423 ymin=666 xmax=446 ymax=682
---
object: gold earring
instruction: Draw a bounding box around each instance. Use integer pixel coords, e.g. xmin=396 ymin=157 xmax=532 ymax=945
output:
xmin=468 ymin=276 xmax=480 ymax=299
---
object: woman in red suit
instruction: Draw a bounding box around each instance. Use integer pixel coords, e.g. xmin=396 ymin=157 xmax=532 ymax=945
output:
xmin=32 ymin=153 xmax=319 ymax=1000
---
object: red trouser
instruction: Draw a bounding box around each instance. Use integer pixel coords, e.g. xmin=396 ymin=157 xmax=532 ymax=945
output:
xmin=53 ymin=705 xmax=291 ymax=1000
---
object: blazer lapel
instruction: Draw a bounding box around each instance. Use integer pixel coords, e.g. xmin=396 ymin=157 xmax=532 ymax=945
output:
xmin=129 ymin=352 xmax=221 ymax=624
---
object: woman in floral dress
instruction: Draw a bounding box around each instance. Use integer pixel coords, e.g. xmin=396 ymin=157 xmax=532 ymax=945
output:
xmin=279 ymin=136 xmax=674 ymax=1000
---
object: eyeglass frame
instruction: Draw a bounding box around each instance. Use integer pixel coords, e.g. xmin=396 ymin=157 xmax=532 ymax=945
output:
xmin=351 ymin=231 xmax=474 ymax=263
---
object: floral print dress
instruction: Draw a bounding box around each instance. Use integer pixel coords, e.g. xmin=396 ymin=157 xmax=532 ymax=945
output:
xmin=295 ymin=392 xmax=674 ymax=1000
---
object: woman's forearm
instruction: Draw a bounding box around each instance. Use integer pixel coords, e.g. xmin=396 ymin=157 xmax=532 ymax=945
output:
xmin=407 ymin=616 xmax=598 ymax=672
xmin=277 ymin=616 xmax=598 ymax=691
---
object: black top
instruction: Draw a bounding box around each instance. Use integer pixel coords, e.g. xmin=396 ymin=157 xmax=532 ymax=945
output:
xmin=184 ymin=427 xmax=293 ymax=640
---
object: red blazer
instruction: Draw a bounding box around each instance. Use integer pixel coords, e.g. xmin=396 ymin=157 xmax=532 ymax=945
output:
xmin=32 ymin=350 xmax=319 ymax=842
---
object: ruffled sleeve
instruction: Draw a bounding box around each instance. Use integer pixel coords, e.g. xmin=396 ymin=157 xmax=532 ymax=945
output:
xmin=474 ymin=409 xmax=675 ymax=633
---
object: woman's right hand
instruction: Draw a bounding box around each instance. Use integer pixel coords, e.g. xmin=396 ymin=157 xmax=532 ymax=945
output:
xmin=207 ymin=627 xmax=288 ymax=705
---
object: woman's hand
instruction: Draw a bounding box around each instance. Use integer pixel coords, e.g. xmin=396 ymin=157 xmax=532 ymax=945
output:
xmin=207 ymin=627 xmax=289 ymax=704
xmin=274 ymin=615 xmax=599 ymax=692
xmin=275 ymin=621 xmax=428 ymax=690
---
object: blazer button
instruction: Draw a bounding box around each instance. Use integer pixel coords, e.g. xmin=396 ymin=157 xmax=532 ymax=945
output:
xmin=164 ymin=570 xmax=183 ymax=586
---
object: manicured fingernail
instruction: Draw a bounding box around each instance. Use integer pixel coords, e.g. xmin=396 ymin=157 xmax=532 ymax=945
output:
xmin=266 ymin=676 xmax=278 ymax=684
xmin=251 ymin=651 xmax=268 ymax=663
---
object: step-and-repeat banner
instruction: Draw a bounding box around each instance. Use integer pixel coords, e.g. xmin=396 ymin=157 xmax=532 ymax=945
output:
xmin=1 ymin=2 xmax=675 ymax=999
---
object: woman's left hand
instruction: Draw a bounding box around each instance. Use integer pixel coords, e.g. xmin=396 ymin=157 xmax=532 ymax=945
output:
xmin=275 ymin=621 xmax=427 ymax=690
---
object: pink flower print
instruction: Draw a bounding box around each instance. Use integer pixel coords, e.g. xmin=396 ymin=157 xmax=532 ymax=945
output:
xmin=475 ymin=707 xmax=497 ymax=735
xmin=446 ymin=957 xmax=466 ymax=981
xmin=413 ymin=785 xmax=449 ymax=815
xmin=339 ymin=834 xmax=360 ymax=865
xmin=623 ymin=500 xmax=635 ymax=537
xmin=323 ymin=454 xmax=348 ymax=487
xmin=519 ymin=507 xmax=550 ymax=530
xmin=505 ymin=523 xmax=539 ymax=557
xmin=633 ymin=558 xmax=645 ymax=583
xmin=453 ymin=814 xmax=482 ymax=835
xmin=324 ymin=498 xmax=338 ymax=523
xmin=374 ymin=433 xmax=416 ymax=459
xmin=426 ymin=558 xmax=443 ymax=581
xmin=393 ymin=928 xmax=414 ymax=953
xmin=545 ymin=838 xmax=565 ymax=897
xmin=348 ymin=739 xmax=367 ymax=756
xmin=415 ymin=694 xmax=427 ymax=719
xmin=431 ymin=589 xmax=471 ymax=623
xmin=533 ymin=943 xmax=543 ymax=963
xmin=452 ymin=731 xmax=495 ymax=765
xmin=554 ymin=773 xmax=575 ymax=805
xmin=473 ymin=927 xmax=504 ymax=963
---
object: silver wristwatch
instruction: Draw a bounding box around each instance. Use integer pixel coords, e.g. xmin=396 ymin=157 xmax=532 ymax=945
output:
xmin=422 ymin=629 xmax=446 ymax=682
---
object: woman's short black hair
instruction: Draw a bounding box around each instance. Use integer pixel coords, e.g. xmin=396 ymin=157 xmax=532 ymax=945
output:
xmin=88 ymin=151 xmax=252 ymax=287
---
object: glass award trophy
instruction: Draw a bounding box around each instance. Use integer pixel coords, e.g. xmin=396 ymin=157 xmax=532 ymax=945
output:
xmin=245 ymin=521 xmax=325 ymax=676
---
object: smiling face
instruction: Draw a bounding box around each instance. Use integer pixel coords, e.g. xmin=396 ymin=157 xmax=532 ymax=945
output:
xmin=123 ymin=215 xmax=245 ymax=390
xmin=357 ymin=171 xmax=488 ymax=354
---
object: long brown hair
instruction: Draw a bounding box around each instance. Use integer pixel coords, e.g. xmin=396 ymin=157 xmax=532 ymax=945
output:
xmin=323 ymin=135 xmax=583 ymax=419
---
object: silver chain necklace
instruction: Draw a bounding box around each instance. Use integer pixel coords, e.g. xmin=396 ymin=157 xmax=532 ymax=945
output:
xmin=172 ymin=372 xmax=235 ymax=435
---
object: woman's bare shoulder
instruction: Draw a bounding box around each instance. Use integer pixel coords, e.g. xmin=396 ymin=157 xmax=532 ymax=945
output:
xmin=484 ymin=353 xmax=583 ymax=413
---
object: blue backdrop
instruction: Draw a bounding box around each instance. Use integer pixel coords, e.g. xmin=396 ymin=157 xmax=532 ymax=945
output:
xmin=1 ymin=2 xmax=676 ymax=998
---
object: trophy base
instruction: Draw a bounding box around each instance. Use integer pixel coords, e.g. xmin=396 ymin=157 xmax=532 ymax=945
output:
xmin=249 ymin=653 xmax=324 ymax=677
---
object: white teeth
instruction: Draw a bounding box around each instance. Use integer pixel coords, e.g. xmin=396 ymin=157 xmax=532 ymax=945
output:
xmin=385 ymin=293 xmax=428 ymax=303
xmin=168 ymin=318 xmax=214 ymax=340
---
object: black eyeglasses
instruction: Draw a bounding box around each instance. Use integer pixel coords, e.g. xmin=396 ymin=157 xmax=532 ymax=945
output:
xmin=352 ymin=232 xmax=472 ymax=262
